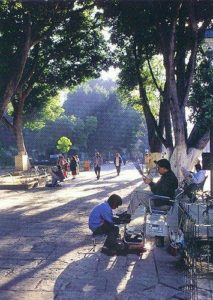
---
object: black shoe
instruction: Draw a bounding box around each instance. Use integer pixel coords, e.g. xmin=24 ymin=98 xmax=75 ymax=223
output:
xmin=116 ymin=248 xmax=127 ymax=256
xmin=55 ymin=183 xmax=62 ymax=187
xmin=116 ymin=243 xmax=128 ymax=256
xmin=101 ymin=246 xmax=117 ymax=256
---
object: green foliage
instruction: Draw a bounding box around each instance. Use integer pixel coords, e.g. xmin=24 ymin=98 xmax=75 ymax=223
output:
xmin=64 ymin=79 xmax=145 ymax=154
xmin=56 ymin=136 xmax=72 ymax=154
xmin=0 ymin=143 xmax=16 ymax=167
xmin=64 ymin=79 xmax=116 ymax=118
xmin=98 ymin=0 xmax=213 ymax=153
xmin=23 ymin=79 xmax=145 ymax=157
xmin=24 ymin=94 xmax=64 ymax=130
xmin=188 ymin=50 xmax=213 ymax=129
xmin=0 ymin=0 xmax=111 ymax=140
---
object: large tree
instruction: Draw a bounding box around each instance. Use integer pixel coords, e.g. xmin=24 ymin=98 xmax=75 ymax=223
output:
xmin=98 ymin=0 xmax=213 ymax=178
xmin=0 ymin=1 xmax=109 ymax=159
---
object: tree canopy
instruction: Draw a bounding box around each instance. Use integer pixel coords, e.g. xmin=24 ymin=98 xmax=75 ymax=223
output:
xmin=56 ymin=136 xmax=72 ymax=154
xmin=0 ymin=0 xmax=110 ymax=158
xmin=97 ymin=0 xmax=213 ymax=175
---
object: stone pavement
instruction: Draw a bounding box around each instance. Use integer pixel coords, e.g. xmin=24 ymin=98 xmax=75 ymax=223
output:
xmin=0 ymin=163 xmax=195 ymax=300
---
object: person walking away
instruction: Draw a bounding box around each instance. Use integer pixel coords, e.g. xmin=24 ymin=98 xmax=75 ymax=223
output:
xmin=75 ymin=155 xmax=80 ymax=175
xmin=70 ymin=156 xmax=77 ymax=180
xmin=122 ymin=153 xmax=127 ymax=165
xmin=129 ymin=159 xmax=178 ymax=214
xmin=181 ymin=163 xmax=206 ymax=202
xmin=114 ymin=152 xmax=122 ymax=176
xmin=89 ymin=194 xmax=123 ymax=255
xmin=94 ymin=152 xmax=103 ymax=180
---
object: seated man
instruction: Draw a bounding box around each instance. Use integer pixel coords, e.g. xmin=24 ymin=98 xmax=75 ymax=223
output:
xmin=89 ymin=194 xmax=122 ymax=254
xmin=130 ymin=159 xmax=178 ymax=213
xmin=181 ymin=163 xmax=206 ymax=202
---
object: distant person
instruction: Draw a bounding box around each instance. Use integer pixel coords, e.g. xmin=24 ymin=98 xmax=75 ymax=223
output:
xmin=181 ymin=163 xmax=206 ymax=202
xmin=75 ymin=155 xmax=80 ymax=175
xmin=89 ymin=194 xmax=122 ymax=255
xmin=94 ymin=152 xmax=103 ymax=180
xmin=70 ymin=156 xmax=77 ymax=180
xmin=48 ymin=166 xmax=65 ymax=187
xmin=144 ymin=152 xmax=151 ymax=173
xmin=114 ymin=152 xmax=122 ymax=176
xmin=122 ymin=153 xmax=127 ymax=165
xmin=57 ymin=154 xmax=68 ymax=178
xmin=129 ymin=159 xmax=178 ymax=214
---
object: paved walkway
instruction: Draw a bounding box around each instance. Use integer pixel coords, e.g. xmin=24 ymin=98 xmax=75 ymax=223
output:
xmin=0 ymin=163 xmax=199 ymax=300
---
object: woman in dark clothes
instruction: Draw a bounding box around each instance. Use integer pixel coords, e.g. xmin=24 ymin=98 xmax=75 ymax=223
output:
xmin=70 ymin=156 xmax=77 ymax=179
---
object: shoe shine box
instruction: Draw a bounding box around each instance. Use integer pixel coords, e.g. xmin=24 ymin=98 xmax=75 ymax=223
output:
xmin=124 ymin=232 xmax=145 ymax=250
xmin=145 ymin=213 xmax=168 ymax=237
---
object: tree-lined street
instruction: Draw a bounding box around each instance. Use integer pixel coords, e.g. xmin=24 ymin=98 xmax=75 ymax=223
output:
xmin=0 ymin=1 xmax=213 ymax=299
xmin=0 ymin=164 xmax=186 ymax=300
xmin=0 ymin=164 xmax=211 ymax=300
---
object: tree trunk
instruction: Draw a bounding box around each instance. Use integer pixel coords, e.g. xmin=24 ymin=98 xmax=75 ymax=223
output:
xmin=13 ymin=107 xmax=26 ymax=155
xmin=170 ymin=143 xmax=202 ymax=181
xmin=0 ymin=13 xmax=31 ymax=120
xmin=12 ymin=89 xmax=33 ymax=170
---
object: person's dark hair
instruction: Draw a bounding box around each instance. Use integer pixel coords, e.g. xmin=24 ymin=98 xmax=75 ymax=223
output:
xmin=195 ymin=163 xmax=202 ymax=171
xmin=107 ymin=194 xmax=122 ymax=208
xmin=154 ymin=159 xmax=171 ymax=170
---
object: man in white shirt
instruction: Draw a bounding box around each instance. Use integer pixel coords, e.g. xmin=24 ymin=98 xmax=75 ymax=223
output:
xmin=181 ymin=163 xmax=206 ymax=202
xmin=114 ymin=153 xmax=122 ymax=176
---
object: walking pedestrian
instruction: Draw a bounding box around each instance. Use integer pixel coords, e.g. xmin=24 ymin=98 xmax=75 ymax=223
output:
xmin=114 ymin=152 xmax=122 ymax=176
xmin=70 ymin=156 xmax=77 ymax=180
xmin=94 ymin=152 xmax=103 ymax=180
xmin=122 ymin=153 xmax=127 ymax=165
xmin=75 ymin=155 xmax=80 ymax=175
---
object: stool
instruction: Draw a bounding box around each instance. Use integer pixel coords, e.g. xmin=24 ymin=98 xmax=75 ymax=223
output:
xmin=78 ymin=233 xmax=107 ymax=256
xmin=92 ymin=234 xmax=107 ymax=252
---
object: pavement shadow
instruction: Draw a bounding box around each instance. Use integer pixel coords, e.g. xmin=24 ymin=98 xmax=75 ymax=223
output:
xmin=0 ymin=174 xmax=142 ymax=292
xmin=53 ymin=237 xmax=186 ymax=299
xmin=53 ymin=249 xmax=154 ymax=299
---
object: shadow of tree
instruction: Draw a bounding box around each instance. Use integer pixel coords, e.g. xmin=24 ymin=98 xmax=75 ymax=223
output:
xmin=0 ymin=166 xmax=143 ymax=293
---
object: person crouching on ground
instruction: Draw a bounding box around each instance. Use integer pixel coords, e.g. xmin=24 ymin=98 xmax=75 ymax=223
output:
xmin=129 ymin=159 xmax=178 ymax=214
xmin=89 ymin=194 xmax=122 ymax=255
xmin=48 ymin=166 xmax=65 ymax=187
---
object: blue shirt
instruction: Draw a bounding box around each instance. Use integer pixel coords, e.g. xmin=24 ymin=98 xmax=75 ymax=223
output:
xmin=89 ymin=202 xmax=113 ymax=232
